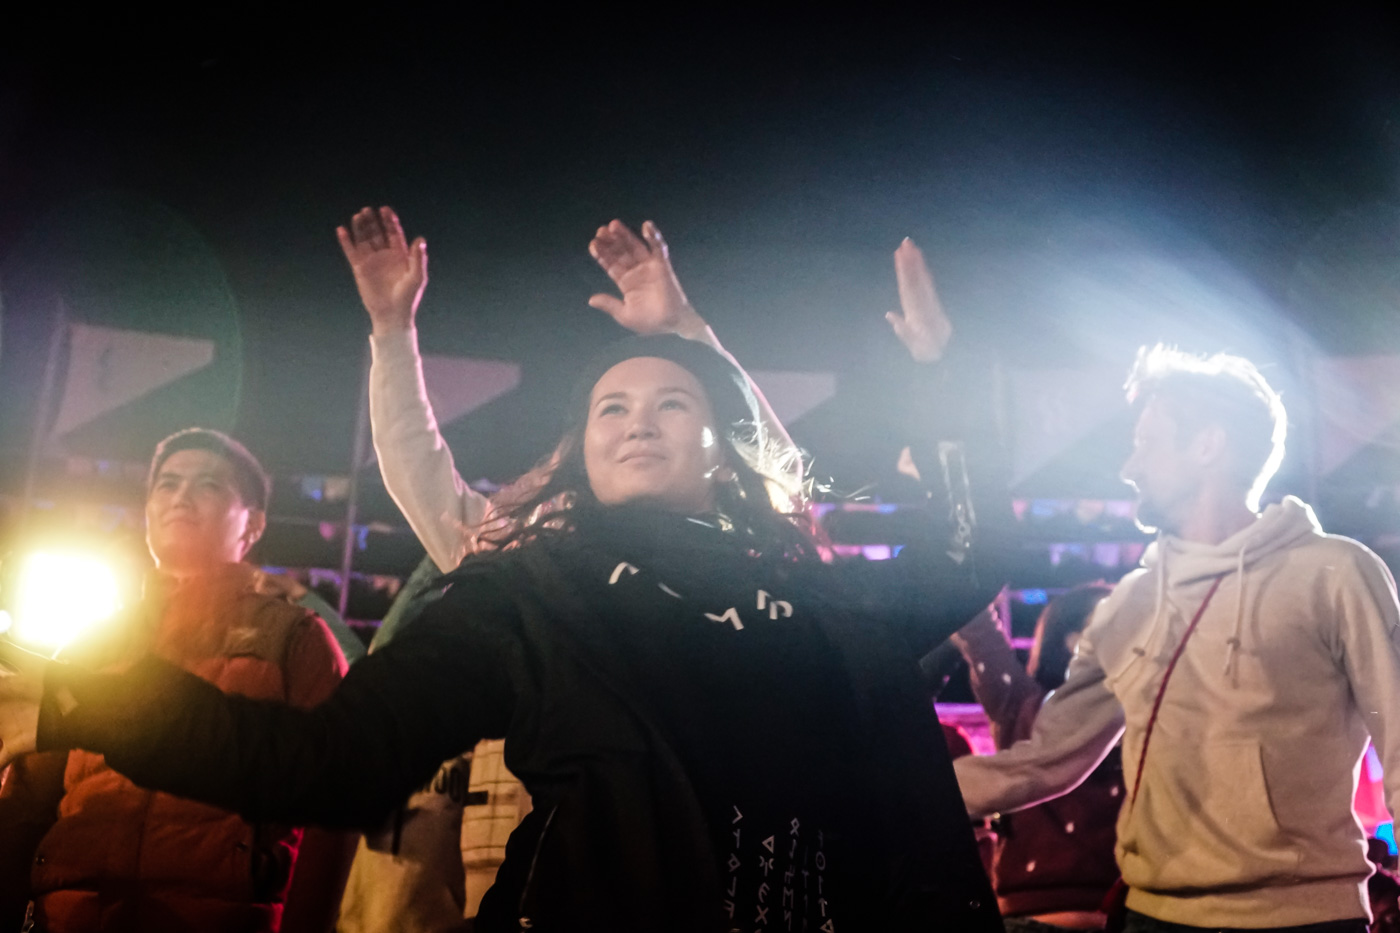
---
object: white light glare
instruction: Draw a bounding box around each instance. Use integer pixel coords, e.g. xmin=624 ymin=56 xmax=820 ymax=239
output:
xmin=11 ymin=551 xmax=123 ymax=655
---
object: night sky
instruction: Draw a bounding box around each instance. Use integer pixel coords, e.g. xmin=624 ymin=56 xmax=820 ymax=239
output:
xmin=3 ymin=8 xmax=1398 ymax=501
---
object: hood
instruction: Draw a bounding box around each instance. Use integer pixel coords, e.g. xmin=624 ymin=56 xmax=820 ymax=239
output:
xmin=1140 ymin=495 xmax=1322 ymax=587
xmin=1138 ymin=495 xmax=1323 ymax=683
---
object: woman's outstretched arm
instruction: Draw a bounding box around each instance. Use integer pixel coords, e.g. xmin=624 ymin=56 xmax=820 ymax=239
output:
xmin=6 ymin=574 xmax=520 ymax=831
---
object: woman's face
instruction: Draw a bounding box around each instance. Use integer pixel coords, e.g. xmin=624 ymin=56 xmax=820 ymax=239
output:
xmin=583 ymin=356 xmax=724 ymax=514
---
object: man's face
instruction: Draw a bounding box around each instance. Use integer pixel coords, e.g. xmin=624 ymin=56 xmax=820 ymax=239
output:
xmin=583 ymin=356 xmax=723 ymax=514
xmin=146 ymin=449 xmax=264 ymax=575
xmin=1120 ymin=398 xmax=1201 ymax=535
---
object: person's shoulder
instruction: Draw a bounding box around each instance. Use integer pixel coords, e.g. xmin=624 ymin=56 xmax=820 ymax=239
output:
xmin=433 ymin=548 xmax=536 ymax=613
xmin=242 ymin=588 xmax=319 ymax=629
xmin=1093 ymin=567 xmax=1146 ymax=610
xmin=1307 ymin=533 xmax=1398 ymax=589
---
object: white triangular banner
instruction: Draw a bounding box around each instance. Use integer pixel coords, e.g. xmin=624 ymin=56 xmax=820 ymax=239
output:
xmin=363 ymin=356 xmax=521 ymax=469
xmin=1313 ymin=354 xmax=1400 ymax=474
xmin=1010 ymin=367 xmax=1125 ymax=485
xmin=748 ymin=371 xmax=836 ymax=425
xmin=50 ymin=323 xmax=215 ymax=438
xmin=420 ymin=355 xmax=521 ymax=428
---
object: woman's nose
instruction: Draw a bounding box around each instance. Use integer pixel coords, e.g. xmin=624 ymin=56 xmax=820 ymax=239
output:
xmin=626 ymin=412 xmax=659 ymax=438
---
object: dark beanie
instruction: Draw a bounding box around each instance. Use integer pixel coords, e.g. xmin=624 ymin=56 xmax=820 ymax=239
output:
xmin=569 ymin=334 xmax=759 ymax=433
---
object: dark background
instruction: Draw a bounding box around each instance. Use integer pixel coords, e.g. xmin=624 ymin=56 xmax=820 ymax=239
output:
xmin=1 ymin=7 xmax=1398 ymax=586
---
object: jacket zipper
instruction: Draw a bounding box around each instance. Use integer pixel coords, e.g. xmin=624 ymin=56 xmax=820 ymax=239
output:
xmin=516 ymin=803 xmax=559 ymax=930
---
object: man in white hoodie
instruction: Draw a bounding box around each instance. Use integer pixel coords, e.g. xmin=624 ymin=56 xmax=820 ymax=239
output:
xmin=955 ymin=346 xmax=1400 ymax=933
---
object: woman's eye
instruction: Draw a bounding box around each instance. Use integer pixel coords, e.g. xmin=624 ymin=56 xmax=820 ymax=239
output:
xmin=659 ymin=398 xmax=687 ymax=411
xmin=599 ymin=403 xmax=626 ymax=417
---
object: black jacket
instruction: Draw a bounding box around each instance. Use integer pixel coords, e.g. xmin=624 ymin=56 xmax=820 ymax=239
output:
xmin=40 ymin=507 xmax=1001 ymax=932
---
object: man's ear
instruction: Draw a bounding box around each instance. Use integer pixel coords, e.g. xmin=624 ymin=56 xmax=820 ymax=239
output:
xmin=241 ymin=509 xmax=267 ymax=556
xmin=1192 ymin=424 xmax=1230 ymax=469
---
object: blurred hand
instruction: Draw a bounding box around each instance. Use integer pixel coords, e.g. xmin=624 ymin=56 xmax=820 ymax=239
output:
xmin=252 ymin=570 xmax=310 ymax=604
xmin=588 ymin=220 xmax=706 ymax=337
xmin=0 ymin=640 xmax=47 ymax=770
xmin=336 ymin=206 xmax=429 ymax=337
xmin=887 ymin=237 xmax=953 ymax=363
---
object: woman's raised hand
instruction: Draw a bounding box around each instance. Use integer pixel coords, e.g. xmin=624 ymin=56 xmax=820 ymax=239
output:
xmin=887 ymin=237 xmax=953 ymax=363
xmin=588 ymin=220 xmax=706 ymax=338
xmin=336 ymin=207 xmax=429 ymax=337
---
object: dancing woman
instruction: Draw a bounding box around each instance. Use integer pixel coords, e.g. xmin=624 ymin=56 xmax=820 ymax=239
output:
xmin=0 ymin=244 xmax=1003 ymax=932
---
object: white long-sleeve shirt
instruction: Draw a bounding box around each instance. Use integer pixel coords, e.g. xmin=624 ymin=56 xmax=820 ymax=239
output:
xmin=368 ymin=329 xmax=491 ymax=574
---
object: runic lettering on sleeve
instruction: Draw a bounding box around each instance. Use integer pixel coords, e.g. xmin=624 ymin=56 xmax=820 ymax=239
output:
xmin=608 ymin=562 xmax=639 ymax=584
xmin=732 ymin=806 xmax=743 ymax=824
xmin=760 ymin=856 xmax=774 ymax=875
xmin=820 ymin=919 xmax=835 ymax=933
xmin=727 ymin=876 xmax=737 ymax=897
xmin=728 ymin=854 xmax=742 ymax=872
xmin=705 ymin=607 xmax=744 ymax=630
xmin=754 ymin=904 xmax=769 ymax=924
xmin=758 ymin=881 xmax=770 ymax=903
xmin=762 ymin=835 xmax=775 ymax=853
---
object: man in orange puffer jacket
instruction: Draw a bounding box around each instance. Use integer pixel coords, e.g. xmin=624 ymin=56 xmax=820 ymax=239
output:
xmin=0 ymin=429 xmax=351 ymax=933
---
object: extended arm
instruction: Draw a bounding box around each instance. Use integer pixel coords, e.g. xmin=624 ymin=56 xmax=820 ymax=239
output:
xmin=13 ymin=579 xmax=518 ymax=830
xmin=950 ymin=606 xmax=1045 ymax=749
xmin=954 ymin=622 xmax=1124 ymax=817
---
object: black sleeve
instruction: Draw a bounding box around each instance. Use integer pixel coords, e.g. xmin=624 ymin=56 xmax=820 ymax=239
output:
xmin=821 ymin=347 xmax=1011 ymax=655
xmin=821 ymin=534 xmax=1003 ymax=657
xmin=35 ymin=573 xmax=521 ymax=831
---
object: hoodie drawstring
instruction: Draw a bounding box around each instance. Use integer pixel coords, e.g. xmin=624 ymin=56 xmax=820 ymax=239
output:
xmin=1223 ymin=543 xmax=1248 ymax=682
xmin=1140 ymin=541 xmax=1168 ymax=659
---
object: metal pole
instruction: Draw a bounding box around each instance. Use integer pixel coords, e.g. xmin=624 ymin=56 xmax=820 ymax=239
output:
xmin=337 ymin=346 xmax=373 ymax=618
xmin=22 ymin=298 xmax=68 ymax=513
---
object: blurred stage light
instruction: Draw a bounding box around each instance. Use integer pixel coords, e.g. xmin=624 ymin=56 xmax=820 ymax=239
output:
xmin=8 ymin=551 xmax=124 ymax=655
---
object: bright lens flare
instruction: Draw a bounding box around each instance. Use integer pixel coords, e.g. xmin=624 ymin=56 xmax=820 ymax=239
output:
xmin=11 ymin=551 xmax=123 ymax=655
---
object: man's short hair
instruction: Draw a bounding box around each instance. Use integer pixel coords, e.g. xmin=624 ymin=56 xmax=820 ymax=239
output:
xmin=1125 ymin=345 xmax=1287 ymax=508
xmin=148 ymin=428 xmax=271 ymax=511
